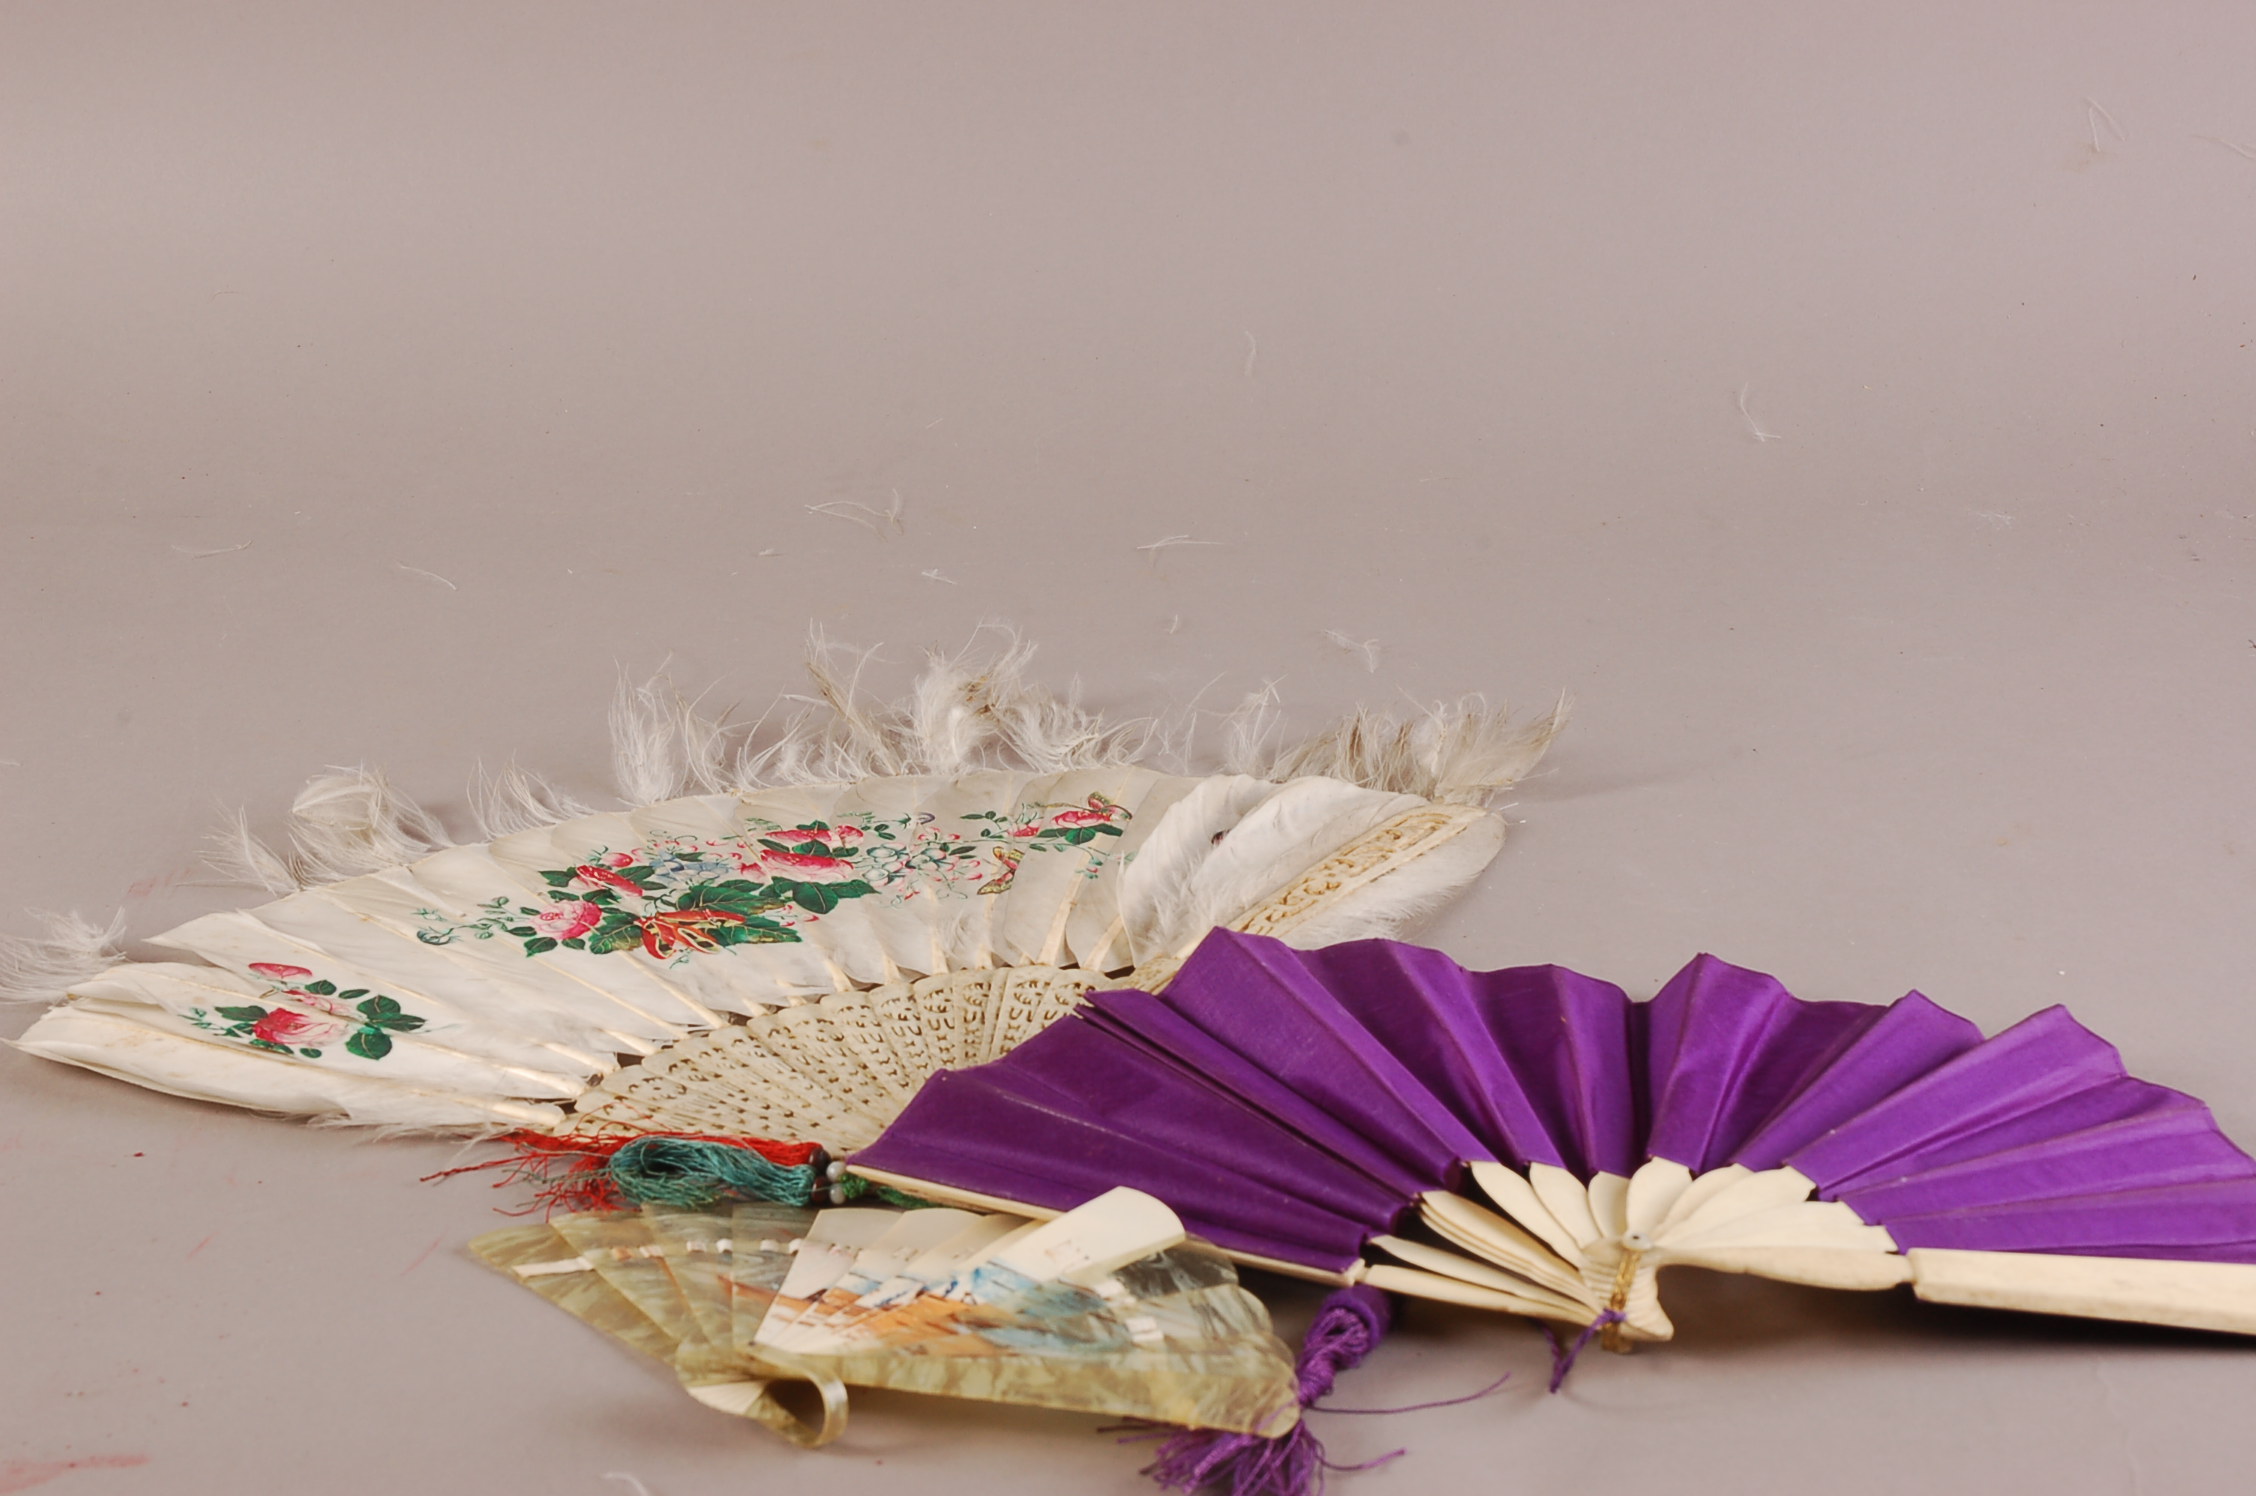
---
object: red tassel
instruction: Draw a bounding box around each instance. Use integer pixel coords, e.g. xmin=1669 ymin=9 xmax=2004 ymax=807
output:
xmin=424 ymin=1129 xmax=822 ymax=1214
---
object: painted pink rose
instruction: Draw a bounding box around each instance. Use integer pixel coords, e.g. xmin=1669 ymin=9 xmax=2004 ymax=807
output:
xmin=1009 ymin=824 xmax=1040 ymax=838
xmin=283 ymin=989 xmax=357 ymax=1018
xmin=781 ymin=825 xmax=863 ymax=847
xmin=761 ymin=849 xmax=859 ymax=884
xmin=248 ymin=962 xmax=314 ymax=982
xmin=575 ymin=864 xmax=646 ymax=896
xmin=533 ymin=900 xmax=602 ymax=941
xmin=251 ymin=1005 xmax=357 ymax=1050
xmin=598 ymin=852 xmax=635 ymax=867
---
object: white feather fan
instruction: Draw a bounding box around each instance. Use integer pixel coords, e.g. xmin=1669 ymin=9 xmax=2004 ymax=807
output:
xmin=8 ymin=638 xmax=1561 ymax=1143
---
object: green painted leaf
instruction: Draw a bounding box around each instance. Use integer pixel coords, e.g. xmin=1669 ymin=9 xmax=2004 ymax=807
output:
xmin=588 ymin=922 xmax=644 ymax=955
xmin=561 ymin=937 xmax=587 ymax=950
xmin=787 ymin=882 xmax=843 ymax=914
xmin=357 ymin=996 xmax=403 ymax=1018
xmin=505 ymin=925 xmax=536 ymax=938
xmin=541 ymin=869 xmax=575 ymax=887
xmin=213 ymin=1005 xmax=269 ymax=1022
xmin=301 ymin=979 xmax=338 ymax=996
xmin=776 ymin=880 xmax=873 ymax=913
xmin=584 ymin=888 xmax=620 ymax=906
xmin=346 ymin=1028 xmax=393 ymax=1060
xmin=524 ymin=936 xmax=558 ymax=956
xmin=336 ymin=988 xmax=368 ymax=1001
xmin=1040 ymin=826 xmax=1101 ymax=845
xmin=677 ymin=887 xmax=785 ymax=918
xmin=297 ymin=1048 xmax=322 ymax=1058
xmin=249 ymin=1039 xmax=293 ymax=1054
xmin=369 ymin=1013 xmax=425 ymax=1032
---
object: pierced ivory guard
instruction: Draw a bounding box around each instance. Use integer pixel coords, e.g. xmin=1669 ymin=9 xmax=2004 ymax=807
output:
xmin=565 ymin=798 xmax=1502 ymax=1144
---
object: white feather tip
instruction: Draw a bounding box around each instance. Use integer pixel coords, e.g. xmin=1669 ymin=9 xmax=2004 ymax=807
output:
xmin=0 ymin=910 xmax=126 ymax=1004
xmin=1228 ymin=692 xmax=1567 ymax=805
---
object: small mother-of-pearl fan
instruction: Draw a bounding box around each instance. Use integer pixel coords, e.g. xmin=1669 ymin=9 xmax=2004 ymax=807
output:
xmin=8 ymin=638 xmax=1561 ymax=1146
xmin=470 ymin=1186 xmax=1300 ymax=1449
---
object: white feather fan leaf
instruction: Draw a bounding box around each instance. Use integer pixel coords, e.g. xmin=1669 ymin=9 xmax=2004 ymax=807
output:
xmin=12 ymin=639 xmax=1559 ymax=1139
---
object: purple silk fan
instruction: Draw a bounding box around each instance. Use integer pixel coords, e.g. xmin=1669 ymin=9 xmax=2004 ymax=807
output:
xmin=852 ymin=930 xmax=2256 ymax=1275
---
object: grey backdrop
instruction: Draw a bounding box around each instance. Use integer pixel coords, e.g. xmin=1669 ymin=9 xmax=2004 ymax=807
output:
xmin=5 ymin=4 xmax=2254 ymax=1493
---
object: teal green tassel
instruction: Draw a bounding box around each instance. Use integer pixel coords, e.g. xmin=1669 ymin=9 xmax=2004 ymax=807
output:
xmin=603 ymin=1136 xmax=824 ymax=1209
xmin=830 ymin=1172 xmax=944 ymax=1208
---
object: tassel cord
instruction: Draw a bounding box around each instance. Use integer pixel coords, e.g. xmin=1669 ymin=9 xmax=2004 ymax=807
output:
xmin=1542 ymin=1309 xmax=1625 ymax=1394
xmin=1139 ymin=1284 xmax=1407 ymax=1496
xmin=1308 ymin=1365 xmax=1514 ymax=1415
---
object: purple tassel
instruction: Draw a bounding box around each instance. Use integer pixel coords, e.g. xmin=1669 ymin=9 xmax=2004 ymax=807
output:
xmin=1141 ymin=1284 xmax=1401 ymax=1496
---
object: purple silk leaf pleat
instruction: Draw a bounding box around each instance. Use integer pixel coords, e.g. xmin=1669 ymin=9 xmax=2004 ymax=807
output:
xmin=1831 ymin=1078 xmax=2201 ymax=1191
xmin=1471 ymin=965 xmax=1643 ymax=1177
xmin=1827 ymin=1078 xmax=2207 ymax=1197
xmin=1159 ymin=933 xmax=1486 ymax=1190
xmin=1728 ymin=992 xmax=1984 ymax=1171
xmin=1079 ymin=989 xmax=1436 ymax=1201
xmin=1644 ymin=955 xmax=1883 ymax=1174
xmin=1840 ymin=1106 xmax=2256 ymax=1220
xmin=845 ymin=1063 xmax=1245 ymax=1225
xmin=2052 ymin=1240 xmax=2256 ymax=1263
xmin=1697 ymin=1000 xmax=1885 ymax=1173
xmin=1881 ymin=1177 xmax=2256 ymax=1257
xmin=974 ymin=1020 xmax=1408 ymax=1250
xmin=851 ymin=1022 xmax=1393 ymax=1272
xmin=1786 ymin=1007 xmax=2126 ymax=1195
xmin=1291 ymin=940 xmax=1553 ymax=1170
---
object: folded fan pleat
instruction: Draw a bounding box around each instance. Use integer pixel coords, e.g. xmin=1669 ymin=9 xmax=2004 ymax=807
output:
xmin=1786 ymin=1007 xmax=2130 ymax=1192
xmin=865 ymin=1034 xmax=1387 ymax=1271
xmin=1157 ymin=933 xmax=1486 ymax=1190
xmin=1841 ymin=1106 xmax=2254 ymax=1218
xmin=1646 ymin=955 xmax=1889 ymax=1174
xmin=1727 ymin=992 xmax=1983 ymax=1171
